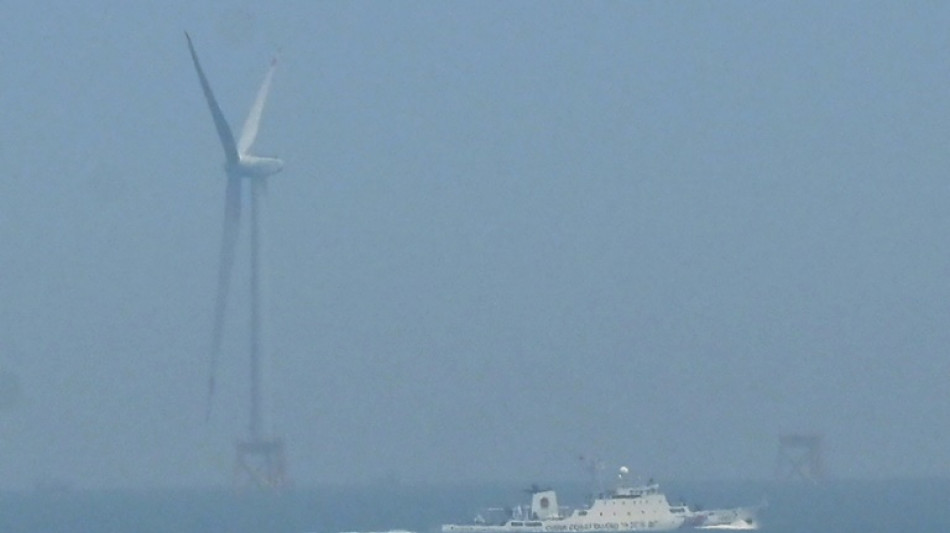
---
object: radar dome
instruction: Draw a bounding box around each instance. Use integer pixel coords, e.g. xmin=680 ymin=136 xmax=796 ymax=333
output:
xmin=619 ymin=466 xmax=629 ymax=475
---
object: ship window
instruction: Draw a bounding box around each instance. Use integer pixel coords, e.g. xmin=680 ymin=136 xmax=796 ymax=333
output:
xmin=578 ymin=511 xmax=587 ymax=517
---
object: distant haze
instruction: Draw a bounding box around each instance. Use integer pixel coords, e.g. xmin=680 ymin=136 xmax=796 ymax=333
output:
xmin=1 ymin=2 xmax=949 ymax=488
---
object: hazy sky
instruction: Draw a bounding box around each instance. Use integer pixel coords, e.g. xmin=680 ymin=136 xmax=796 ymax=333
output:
xmin=2 ymin=1 xmax=950 ymax=489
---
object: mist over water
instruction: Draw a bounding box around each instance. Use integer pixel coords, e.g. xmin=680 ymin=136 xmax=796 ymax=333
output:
xmin=0 ymin=0 xmax=948 ymax=515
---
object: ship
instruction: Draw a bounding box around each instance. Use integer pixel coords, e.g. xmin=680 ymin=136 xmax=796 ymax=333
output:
xmin=689 ymin=506 xmax=760 ymax=530
xmin=442 ymin=467 xmax=758 ymax=533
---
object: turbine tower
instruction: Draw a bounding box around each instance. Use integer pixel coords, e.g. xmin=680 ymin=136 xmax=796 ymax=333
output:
xmin=186 ymin=32 xmax=287 ymax=489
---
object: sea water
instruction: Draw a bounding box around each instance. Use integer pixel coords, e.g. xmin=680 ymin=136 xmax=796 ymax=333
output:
xmin=0 ymin=479 xmax=947 ymax=532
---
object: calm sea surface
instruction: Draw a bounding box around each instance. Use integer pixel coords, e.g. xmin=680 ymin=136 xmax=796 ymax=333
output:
xmin=0 ymin=479 xmax=946 ymax=532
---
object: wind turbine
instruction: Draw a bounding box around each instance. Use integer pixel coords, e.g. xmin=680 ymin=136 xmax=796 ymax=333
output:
xmin=185 ymin=32 xmax=287 ymax=488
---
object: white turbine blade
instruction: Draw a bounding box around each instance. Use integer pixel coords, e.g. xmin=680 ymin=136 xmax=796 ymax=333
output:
xmin=237 ymin=56 xmax=278 ymax=156
xmin=186 ymin=32 xmax=240 ymax=165
xmin=206 ymin=174 xmax=242 ymax=420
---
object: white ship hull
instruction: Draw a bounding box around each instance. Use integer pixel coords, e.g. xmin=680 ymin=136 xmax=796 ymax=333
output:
xmin=444 ymin=524 xmax=682 ymax=533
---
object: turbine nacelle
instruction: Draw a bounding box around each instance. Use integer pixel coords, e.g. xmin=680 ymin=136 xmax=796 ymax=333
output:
xmin=230 ymin=155 xmax=284 ymax=178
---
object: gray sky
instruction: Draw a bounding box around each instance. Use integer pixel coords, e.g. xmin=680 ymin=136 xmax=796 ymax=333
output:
xmin=2 ymin=1 xmax=950 ymax=489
